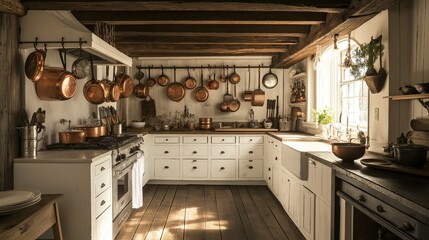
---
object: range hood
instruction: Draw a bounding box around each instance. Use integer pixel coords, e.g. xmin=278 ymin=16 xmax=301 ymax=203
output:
xmin=19 ymin=11 xmax=132 ymax=66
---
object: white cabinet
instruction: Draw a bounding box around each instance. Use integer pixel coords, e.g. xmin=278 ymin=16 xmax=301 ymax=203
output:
xmin=238 ymin=159 xmax=263 ymax=178
xmin=14 ymin=153 xmax=113 ymax=240
xmin=264 ymin=135 xmax=281 ymax=197
xmin=315 ymin=196 xmax=331 ymax=240
xmin=154 ymin=145 xmax=180 ymax=157
xmin=279 ymin=169 xmax=290 ymax=211
xmin=154 ymin=159 xmax=180 ymax=179
xmin=182 ymin=159 xmax=208 ymax=178
xmin=182 ymin=145 xmax=208 ymax=157
xmin=211 ymin=145 xmax=237 ymax=157
xmin=211 ymin=159 xmax=236 ymax=179
xmin=301 ymin=186 xmax=315 ymax=240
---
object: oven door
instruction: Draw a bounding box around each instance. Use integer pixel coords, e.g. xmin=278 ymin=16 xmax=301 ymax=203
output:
xmin=112 ymin=154 xmax=137 ymax=218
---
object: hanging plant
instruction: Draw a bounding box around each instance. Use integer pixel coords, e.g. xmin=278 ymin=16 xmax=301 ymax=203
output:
xmin=350 ymin=36 xmax=384 ymax=79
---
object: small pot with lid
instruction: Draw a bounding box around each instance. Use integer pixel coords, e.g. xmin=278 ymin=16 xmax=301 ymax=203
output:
xmin=393 ymin=144 xmax=429 ymax=168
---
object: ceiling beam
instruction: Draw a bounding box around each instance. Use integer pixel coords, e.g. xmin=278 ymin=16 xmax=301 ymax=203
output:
xmin=22 ymin=0 xmax=347 ymax=13
xmin=114 ymin=36 xmax=299 ymax=45
xmin=272 ymin=0 xmax=402 ymax=68
xmin=116 ymin=44 xmax=288 ymax=52
xmin=132 ymin=52 xmax=276 ymax=57
xmin=113 ymin=24 xmax=309 ymax=37
xmin=73 ymin=11 xmax=327 ymax=25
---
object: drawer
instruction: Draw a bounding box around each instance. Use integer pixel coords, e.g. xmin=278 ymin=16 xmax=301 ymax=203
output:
xmin=211 ymin=160 xmax=236 ymax=179
xmin=95 ymin=206 xmax=112 ymax=240
xmin=94 ymin=171 xmax=111 ymax=197
xmin=154 ymin=136 xmax=180 ymax=144
xmin=272 ymin=140 xmax=281 ymax=151
xmin=211 ymin=145 xmax=236 ymax=157
xmin=94 ymin=157 xmax=111 ymax=176
xmin=239 ymin=136 xmax=264 ymax=144
xmin=154 ymin=159 xmax=180 ymax=179
xmin=239 ymin=160 xmax=263 ymax=178
xmin=211 ymin=136 xmax=236 ymax=144
xmin=154 ymin=145 xmax=180 ymax=157
xmin=182 ymin=145 xmax=209 ymax=157
xmin=95 ymin=187 xmax=111 ymax=217
xmin=182 ymin=159 xmax=208 ymax=178
xmin=183 ymin=136 xmax=208 ymax=144
xmin=239 ymin=145 xmax=263 ymax=159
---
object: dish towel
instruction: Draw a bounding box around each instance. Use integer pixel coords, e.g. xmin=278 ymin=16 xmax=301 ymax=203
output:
xmin=132 ymin=152 xmax=144 ymax=209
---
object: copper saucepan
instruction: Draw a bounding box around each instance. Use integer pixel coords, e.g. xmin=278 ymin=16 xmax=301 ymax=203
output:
xmin=134 ymin=78 xmax=149 ymax=98
xmin=157 ymin=66 xmax=170 ymax=87
xmin=184 ymin=66 xmax=197 ymax=89
xmin=228 ymin=84 xmax=241 ymax=112
xmin=146 ymin=66 xmax=156 ymax=87
xmin=207 ymin=72 xmax=219 ymax=90
xmin=35 ymin=67 xmax=77 ymax=101
xmin=229 ymin=65 xmax=241 ymax=84
xmin=166 ymin=67 xmax=186 ymax=102
xmin=59 ymin=130 xmax=85 ymax=144
xmin=219 ymin=65 xmax=227 ymax=82
xmin=194 ymin=67 xmax=209 ymax=102
xmin=115 ymin=72 xmax=134 ymax=98
xmin=83 ymin=56 xmax=108 ymax=104
xmin=25 ymin=49 xmax=46 ymax=82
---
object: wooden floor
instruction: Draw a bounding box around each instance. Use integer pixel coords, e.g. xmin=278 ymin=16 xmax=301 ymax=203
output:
xmin=115 ymin=185 xmax=305 ymax=240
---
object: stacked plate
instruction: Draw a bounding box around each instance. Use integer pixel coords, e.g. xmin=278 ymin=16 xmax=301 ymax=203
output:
xmin=0 ymin=189 xmax=41 ymax=215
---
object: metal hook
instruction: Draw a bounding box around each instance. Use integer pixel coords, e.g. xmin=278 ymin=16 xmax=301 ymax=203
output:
xmin=33 ymin=37 xmax=38 ymax=50
xmin=44 ymin=43 xmax=47 ymax=52
xmin=61 ymin=37 xmax=65 ymax=50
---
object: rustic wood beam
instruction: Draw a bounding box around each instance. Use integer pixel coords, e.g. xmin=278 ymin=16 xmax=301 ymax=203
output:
xmin=131 ymin=52 xmax=276 ymax=57
xmin=0 ymin=0 xmax=26 ymax=16
xmin=114 ymin=24 xmax=309 ymax=37
xmin=123 ymin=48 xmax=285 ymax=57
xmin=116 ymin=44 xmax=288 ymax=52
xmin=114 ymin=36 xmax=299 ymax=45
xmin=73 ymin=11 xmax=327 ymax=25
xmin=22 ymin=0 xmax=347 ymax=13
xmin=272 ymin=0 xmax=401 ymax=68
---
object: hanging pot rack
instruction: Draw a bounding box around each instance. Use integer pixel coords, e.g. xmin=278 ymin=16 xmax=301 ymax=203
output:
xmin=136 ymin=64 xmax=274 ymax=71
xmin=19 ymin=37 xmax=88 ymax=50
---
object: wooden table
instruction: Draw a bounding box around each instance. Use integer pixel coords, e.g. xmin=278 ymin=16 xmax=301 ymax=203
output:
xmin=0 ymin=194 xmax=63 ymax=240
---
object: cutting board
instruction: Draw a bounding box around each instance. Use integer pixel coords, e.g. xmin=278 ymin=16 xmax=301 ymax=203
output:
xmin=141 ymin=96 xmax=156 ymax=120
xmin=360 ymin=158 xmax=429 ymax=177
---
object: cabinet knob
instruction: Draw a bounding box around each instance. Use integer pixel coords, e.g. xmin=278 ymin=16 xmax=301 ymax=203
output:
xmin=193 ymin=166 xmax=198 ymax=169
xmin=399 ymin=222 xmax=414 ymax=232
xmin=193 ymin=139 xmax=197 ymax=141
xmin=249 ymin=160 xmax=253 ymax=162
xmin=164 ymin=151 xmax=169 ymax=154
xmin=275 ymin=157 xmax=278 ymax=160
xmin=100 ymin=200 xmax=106 ymax=206
xmin=220 ymin=167 xmax=225 ymax=170
xmin=164 ymin=166 xmax=170 ymax=169
xmin=165 ymin=139 xmax=169 ymax=141
xmin=248 ymin=166 xmax=254 ymax=169
xmin=220 ymin=151 xmax=225 ymax=154
xmin=358 ymin=195 xmax=366 ymax=203
xmin=192 ymin=159 xmax=197 ymax=162
xmin=250 ymin=139 xmax=253 ymax=142
xmin=193 ymin=151 xmax=198 ymax=154
xmin=101 ymin=183 xmax=106 ymax=189
xmin=268 ymin=168 xmax=271 ymax=171
xmin=376 ymin=205 xmax=385 ymax=213
xmin=249 ymin=151 xmax=253 ymax=154
xmin=269 ymin=177 xmax=271 ymax=180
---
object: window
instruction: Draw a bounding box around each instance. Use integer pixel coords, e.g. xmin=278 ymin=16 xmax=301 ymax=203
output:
xmin=316 ymin=38 xmax=368 ymax=130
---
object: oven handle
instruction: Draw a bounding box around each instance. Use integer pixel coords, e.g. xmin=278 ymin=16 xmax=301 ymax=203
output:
xmin=336 ymin=191 xmax=414 ymax=240
xmin=114 ymin=159 xmax=137 ymax=178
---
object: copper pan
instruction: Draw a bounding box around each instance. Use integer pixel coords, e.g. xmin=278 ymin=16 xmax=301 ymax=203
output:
xmin=251 ymin=65 xmax=265 ymax=106
xmin=228 ymin=85 xmax=241 ymax=112
xmin=115 ymin=72 xmax=134 ymax=98
xmin=157 ymin=66 xmax=170 ymax=86
xmin=25 ymin=49 xmax=45 ymax=82
xmin=83 ymin=56 xmax=108 ymax=104
xmin=59 ymin=130 xmax=85 ymax=144
xmin=73 ymin=126 xmax=101 ymax=138
xmin=194 ymin=68 xmax=209 ymax=102
xmin=243 ymin=66 xmax=253 ymax=101
xmin=229 ymin=65 xmax=241 ymax=84
xmin=207 ymin=72 xmax=219 ymax=90
xmin=102 ymin=79 xmax=121 ymax=102
xmin=219 ymin=65 xmax=227 ymax=82
xmin=134 ymin=79 xmax=149 ymax=98
xmin=166 ymin=67 xmax=186 ymax=102
xmin=146 ymin=66 xmax=156 ymax=87
xmin=184 ymin=66 xmax=197 ymax=89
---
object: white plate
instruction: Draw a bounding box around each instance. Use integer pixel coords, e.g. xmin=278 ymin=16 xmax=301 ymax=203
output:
xmin=0 ymin=189 xmax=41 ymax=208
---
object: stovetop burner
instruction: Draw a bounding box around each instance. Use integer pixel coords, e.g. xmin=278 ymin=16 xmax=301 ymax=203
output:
xmin=47 ymin=135 xmax=140 ymax=150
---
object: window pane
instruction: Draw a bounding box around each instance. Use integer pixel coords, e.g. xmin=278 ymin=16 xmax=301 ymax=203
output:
xmin=342 ymin=85 xmax=348 ymax=98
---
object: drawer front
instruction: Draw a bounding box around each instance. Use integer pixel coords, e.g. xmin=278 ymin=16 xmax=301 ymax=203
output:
xmin=154 ymin=145 xmax=180 ymax=157
xmin=211 ymin=145 xmax=236 ymax=157
xmin=239 ymin=145 xmax=263 ymax=159
xmin=182 ymin=145 xmax=209 ymax=157
xmin=272 ymin=140 xmax=281 ymax=152
xmin=95 ymin=187 xmax=111 ymax=217
xmin=154 ymin=136 xmax=180 ymax=144
xmin=96 ymin=206 xmax=113 ymax=240
xmin=182 ymin=159 xmax=208 ymax=178
xmin=211 ymin=160 xmax=236 ymax=179
xmin=239 ymin=160 xmax=263 ymax=178
xmin=239 ymin=136 xmax=264 ymax=144
xmin=95 ymin=157 xmax=111 ymax=176
xmin=154 ymin=159 xmax=180 ymax=179
xmin=183 ymin=136 xmax=208 ymax=144
xmin=211 ymin=136 xmax=236 ymax=144
xmin=94 ymin=171 xmax=111 ymax=197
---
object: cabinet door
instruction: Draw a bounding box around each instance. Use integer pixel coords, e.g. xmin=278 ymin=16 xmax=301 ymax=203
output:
xmin=211 ymin=145 xmax=236 ymax=157
xmin=264 ymin=163 xmax=273 ymax=190
xmin=318 ymin=163 xmax=332 ymax=206
xmin=239 ymin=144 xmax=263 ymax=159
xmin=301 ymin=186 xmax=315 ymax=240
xmin=182 ymin=159 xmax=208 ymax=178
xmin=279 ymin=170 xmax=290 ymax=212
xmin=96 ymin=206 xmax=113 ymax=240
xmin=289 ymin=177 xmax=301 ymax=225
xmin=315 ymin=197 xmax=331 ymax=240
xmin=272 ymin=166 xmax=280 ymax=197
xmin=154 ymin=159 xmax=180 ymax=179
xmin=238 ymin=160 xmax=263 ymax=179
xmin=211 ymin=160 xmax=236 ymax=179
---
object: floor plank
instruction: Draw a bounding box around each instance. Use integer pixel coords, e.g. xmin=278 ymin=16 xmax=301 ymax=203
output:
xmin=117 ymin=185 xmax=303 ymax=240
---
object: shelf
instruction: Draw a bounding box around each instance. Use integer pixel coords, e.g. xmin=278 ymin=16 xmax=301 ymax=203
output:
xmin=290 ymin=102 xmax=307 ymax=106
xmin=383 ymin=94 xmax=429 ymax=100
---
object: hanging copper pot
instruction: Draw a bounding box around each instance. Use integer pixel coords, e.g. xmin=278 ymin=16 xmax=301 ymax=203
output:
xmin=157 ymin=66 xmax=170 ymax=87
xmin=243 ymin=66 xmax=253 ymax=101
xmin=134 ymin=79 xmax=149 ymax=98
xmin=102 ymin=79 xmax=121 ymax=102
xmin=35 ymin=67 xmax=77 ymax=101
xmin=115 ymin=72 xmax=134 ymax=98
xmin=146 ymin=66 xmax=156 ymax=87
xmin=251 ymin=65 xmax=265 ymax=106
xmin=194 ymin=67 xmax=209 ymax=102
xmin=83 ymin=56 xmax=108 ymax=105
xmin=166 ymin=67 xmax=186 ymax=102
xmin=229 ymin=65 xmax=241 ymax=84
xmin=228 ymin=85 xmax=241 ymax=112
xmin=184 ymin=66 xmax=197 ymax=89
xmin=219 ymin=65 xmax=227 ymax=82
xmin=25 ymin=49 xmax=46 ymax=82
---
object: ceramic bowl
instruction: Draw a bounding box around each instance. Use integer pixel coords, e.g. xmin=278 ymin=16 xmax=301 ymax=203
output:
xmin=129 ymin=121 xmax=146 ymax=129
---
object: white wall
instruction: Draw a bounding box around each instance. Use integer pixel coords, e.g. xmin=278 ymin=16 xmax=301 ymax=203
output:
xmin=127 ymin=57 xmax=286 ymax=125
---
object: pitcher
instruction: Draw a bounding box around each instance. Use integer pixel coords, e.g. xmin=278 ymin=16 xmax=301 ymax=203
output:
xmin=17 ymin=125 xmax=45 ymax=157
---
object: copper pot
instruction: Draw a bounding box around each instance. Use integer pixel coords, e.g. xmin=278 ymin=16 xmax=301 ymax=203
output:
xmin=35 ymin=67 xmax=77 ymax=101
xmin=115 ymin=73 xmax=134 ymax=98
xmin=83 ymin=56 xmax=108 ymax=104
xmin=229 ymin=65 xmax=241 ymax=84
xmin=72 ymin=126 xmax=101 ymax=138
xmin=102 ymin=79 xmax=121 ymax=102
xmin=157 ymin=66 xmax=170 ymax=87
xmin=184 ymin=67 xmax=197 ymax=89
xmin=166 ymin=67 xmax=186 ymax=102
xmin=251 ymin=66 xmax=265 ymax=106
xmin=59 ymin=130 xmax=85 ymax=144
xmin=194 ymin=68 xmax=209 ymax=102
xmin=134 ymin=79 xmax=149 ymax=98
xmin=228 ymin=85 xmax=241 ymax=112
xmin=25 ymin=49 xmax=45 ymax=82
xmin=146 ymin=66 xmax=156 ymax=87
xmin=207 ymin=72 xmax=219 ymax=90
xmin=219 ymin=65 xmax=227 ymax=82
xmin=99 ymin=125 xmax=106 ymax=136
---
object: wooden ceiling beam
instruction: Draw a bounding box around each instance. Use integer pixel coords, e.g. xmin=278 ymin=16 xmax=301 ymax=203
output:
xmin=22 ymin=0 xmax=348 ymax=13
xmin=132 ymin=52 xmax=276 ymax=57
xmin=272 ymin=0 xmax=401 ymax=68
xmin=73 ymin=11 xmax=327 ymax=25
xmin=114 ymin=36 xmax=299 ymax=45
xmin=116 ymin=44 xmax=288 ymax=52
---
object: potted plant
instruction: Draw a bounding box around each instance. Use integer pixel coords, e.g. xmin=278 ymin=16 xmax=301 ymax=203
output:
xmin=350 ymin=35 xmax=385 ymax=93
xmin=312 ymin=107 xmax=334 ymax=138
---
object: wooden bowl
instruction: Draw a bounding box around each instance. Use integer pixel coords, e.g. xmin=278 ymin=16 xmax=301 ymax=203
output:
xmin=331 ymin=143 xmax=365 ymax=162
